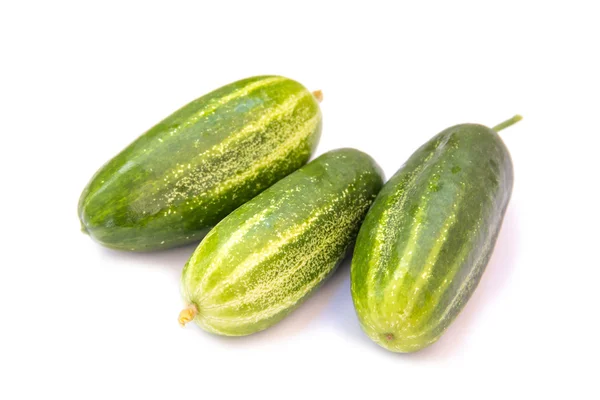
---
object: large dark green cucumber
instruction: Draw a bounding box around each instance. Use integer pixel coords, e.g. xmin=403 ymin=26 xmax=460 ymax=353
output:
xmin=178 ymin=149 xmax=384 ymax=336
xmin=351 ymin=116 xmax=520 ymax=352
xmin=78 ymin=76 xmax=322 ymax=251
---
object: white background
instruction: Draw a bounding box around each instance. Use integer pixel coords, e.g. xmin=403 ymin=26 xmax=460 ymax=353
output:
xmin=1 ymin=1 xmax=599 ymax=398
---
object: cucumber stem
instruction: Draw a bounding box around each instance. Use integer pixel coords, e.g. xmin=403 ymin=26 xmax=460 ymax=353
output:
xmin=312 ymin=90 xmax=323 ymax=103
xmin=492 ymin=115 xmax=522 ymax=132
xmin=178 ymin=304 xmax=198 ymax=326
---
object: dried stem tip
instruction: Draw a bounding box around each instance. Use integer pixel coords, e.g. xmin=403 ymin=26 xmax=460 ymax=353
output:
xmin=312 ymin=90 xmax=323 ymax=103
xmin=178 ymin=304 xmax=198 ymax=326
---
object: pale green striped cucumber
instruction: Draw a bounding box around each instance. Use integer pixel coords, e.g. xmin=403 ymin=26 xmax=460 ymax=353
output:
xmin=351 ymin=116 xmax=520 ymax=352
xmin=178 ymin=149 xmax=384 ymax=336
xmin=78 ymin=75 xmax=322 ymax=251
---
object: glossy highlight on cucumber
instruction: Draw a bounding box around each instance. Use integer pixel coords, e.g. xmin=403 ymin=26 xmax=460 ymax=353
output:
xmin=78 ymin=75 xmax=322 ymax=251
xmin=351 ymin=116 xmax=520 ymax=352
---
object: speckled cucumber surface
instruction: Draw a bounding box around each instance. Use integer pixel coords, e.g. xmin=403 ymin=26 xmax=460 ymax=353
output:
xmin=351 ymin=116 xmax=520 ymax=352
xmin=179 ymin=148 xmax=384 ymax=336
xmin=78 ymin=76 xmax=322 ymax=251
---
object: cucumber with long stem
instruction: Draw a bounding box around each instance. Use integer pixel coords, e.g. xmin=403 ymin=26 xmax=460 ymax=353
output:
xmin=351 ymin=116 xmax=520 ymax=352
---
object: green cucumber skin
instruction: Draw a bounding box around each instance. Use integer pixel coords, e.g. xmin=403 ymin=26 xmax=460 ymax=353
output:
xmin=78 ymin=76 xmax=322 ymax=251
xmin=351 ymin=124 xmax=513 ymax=352
xmin=181 ymin=149 xmax=384 ymax=336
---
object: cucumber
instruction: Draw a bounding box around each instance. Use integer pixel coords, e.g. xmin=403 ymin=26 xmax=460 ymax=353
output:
xmin=78 ymin=76 xmax=322 ymax=251
xmin=178 ymin=148 xmax=384 ymax=336
xmin=351 ymin=116 xmax=520 ymax=352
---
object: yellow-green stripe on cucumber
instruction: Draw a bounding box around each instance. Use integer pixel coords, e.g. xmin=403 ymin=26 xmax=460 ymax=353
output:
xmin=179 ymin=149 xmax=384 ymax=336
xmin=78 ymin=76 xmax=322 ymax=251
xmin=351 ymin=116 xmax=520 ymax=352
